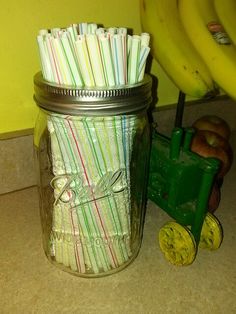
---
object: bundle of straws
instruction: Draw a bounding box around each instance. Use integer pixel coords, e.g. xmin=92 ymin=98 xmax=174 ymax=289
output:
xmin=37 ymin=22 xmax=150 ymax=87
xmin=36 ymin=22 xmax=151 ymax=275
xmin=47 ymin=114 xmax=143 ymax=274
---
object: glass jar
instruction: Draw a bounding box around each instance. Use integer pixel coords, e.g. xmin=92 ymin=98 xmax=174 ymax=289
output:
xmin=33 ymin=72 xmax=152 ymax=277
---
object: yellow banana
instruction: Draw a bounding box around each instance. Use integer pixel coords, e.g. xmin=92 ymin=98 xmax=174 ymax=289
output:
xmin=214 ymin=0 xmax=236 ymax=46
xmin=140 ymin=0 xmax=216 ymax=98
xmin=178 ymin=0 xmax=236 ymax=100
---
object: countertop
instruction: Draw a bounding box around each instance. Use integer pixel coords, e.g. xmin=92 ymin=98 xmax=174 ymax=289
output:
xmin=1 ymin=134 xmax=236 ymax=314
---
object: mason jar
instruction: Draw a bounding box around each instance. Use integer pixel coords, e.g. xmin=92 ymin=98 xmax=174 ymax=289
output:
xmin=33 ymin=72 xmax=152 ymax=277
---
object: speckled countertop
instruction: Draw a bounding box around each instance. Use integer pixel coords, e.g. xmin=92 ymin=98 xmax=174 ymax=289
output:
xmin=1 ymin=134 xmax=236 ymax=314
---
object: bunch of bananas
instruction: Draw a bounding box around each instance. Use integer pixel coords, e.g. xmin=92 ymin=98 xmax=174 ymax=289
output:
xmin=140 ymin=0 xmax=236 ymax=100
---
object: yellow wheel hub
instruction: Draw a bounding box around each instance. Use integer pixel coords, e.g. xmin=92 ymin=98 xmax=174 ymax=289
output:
xmin=159 ymin=222 xmax=196 ymax=266
xmin=199 ymin=213 xmax=223 ymax=250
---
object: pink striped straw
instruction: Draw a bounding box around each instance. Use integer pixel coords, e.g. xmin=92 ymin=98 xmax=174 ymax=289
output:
xmin=45 ymin=35 xmax=62 ymax=84
xmin=66 ymin=119 xmax=119 ymax=268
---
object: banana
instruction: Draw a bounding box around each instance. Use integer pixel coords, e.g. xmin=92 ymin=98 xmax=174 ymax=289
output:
xmin=178 ymin=0 xmax=236 ymax=100
xmin=140 ymin=0 xmax=216 ymax=98
xmin=214 ymin=0 xmax=236 ymax=45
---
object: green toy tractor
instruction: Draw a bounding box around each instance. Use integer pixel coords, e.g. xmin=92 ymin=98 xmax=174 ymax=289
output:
xmin=148 ymin=127 xmax=223 ymax=266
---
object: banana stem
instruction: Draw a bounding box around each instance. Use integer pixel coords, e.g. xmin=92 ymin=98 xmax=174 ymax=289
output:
xmin=174 ymin=91 xmax=186 ymax=128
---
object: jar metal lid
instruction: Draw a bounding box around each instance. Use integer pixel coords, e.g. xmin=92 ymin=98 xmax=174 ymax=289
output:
xmin=33 ymin=72 xmax=152 ymax=116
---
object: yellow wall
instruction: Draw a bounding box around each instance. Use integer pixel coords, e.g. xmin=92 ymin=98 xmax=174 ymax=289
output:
xmin=0 ymin=0 xmax=180 ymax=136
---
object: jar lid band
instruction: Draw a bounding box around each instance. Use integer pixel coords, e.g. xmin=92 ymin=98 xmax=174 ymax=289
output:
xmin=34 ymin=72 xmax=153 ymax=115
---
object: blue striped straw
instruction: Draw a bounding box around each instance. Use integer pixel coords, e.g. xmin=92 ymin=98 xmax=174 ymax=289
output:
xmin=138 ymin=46 xmax=150 ymax=82
xmin=113 ymin=34 xmax=125 ymax=85
xmin=79 ymin=23 xmax=88 ymax=35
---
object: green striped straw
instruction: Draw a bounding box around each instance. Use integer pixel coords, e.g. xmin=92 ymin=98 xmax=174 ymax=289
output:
xmin=86 ymin=34 xmax=106 ymax=87
xmin=128 ymin=35 xmax=141 ymax=84
xmin=98 ymin=33 xmax=116 ymax=86
xmin=75 ymin=35 xmax=95 ymax=87
xmin=60 ymin=32 xmax=84 ymax=86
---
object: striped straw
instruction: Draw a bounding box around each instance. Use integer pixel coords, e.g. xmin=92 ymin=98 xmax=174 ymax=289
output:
xmin=45 ymin=34 xmax=62 ymax=84
xmin=96 ymin=27 xmax=106 ymax=36
xmin=52 ymin=36 xmax=74 ymax=85
xmin=37 ymin=35 xmax=53 ymax=82
xmin=107 ymin=27 xmax=118 ymax=35
xmin=138 ymin=33 xmax=151 ymax=82
xmin=98 ymin=33 xmax=116 ymax=86
xmin=60 ymin=32 xmax=84 ymax=86
xmin=75 ymin=35 xmax=95 ymax=87
xmin=141 ymin=32 xmax=150 ymax=47
xmin=39 ymin=29 xmax=49 ymax=36
xmin=51 ymin=28 xmax=61 ymax=37
xmin=128 ymin=35 xmax=141 ymax=84
xmin=118 ymin=28 xmax=128 ymax=84
xmin=86 ymin=34 xmax=106 ymax=87
xmin=127 ymin=35 xmax=133 ymax=58
xmin=138 ymin=46 xmax=150 ymax=82
xmin=112 ymin=34 xmax=125 ymax=85
xmin=79 ymin=22 xmax=88 ymax=35
xmin=88 ymin=23 xmax=98 ymax=34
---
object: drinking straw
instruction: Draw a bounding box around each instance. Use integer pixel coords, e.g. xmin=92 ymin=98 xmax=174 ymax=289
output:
xmin=118 ymin=27 xmax=127 ymax=35
xmin=60 ymin=32 xmax=84 ymax=86
xmin=88 ymin=23 xmax=98 ymax=34
xmin=52 ymin=36 xmax=74 ymax=85
xmin=127 ymin=35 xmax=132 ymax=58
xmin=66 ymin=25 xmax=77 ymax=42
xmin=75 ymin=35 xmax=95 ymax=87
xmin=96 ymin=27 xmax=106 ymax=36
xmin=107 ymin=28 xmax=120 ymax=85
xmin=45 ymin=34 xmax=62 ymax=84
xmin=138 ymin=33 xmax=151 ymax=82
xmin=118 ymin=28 xmax=128 ymax=84
xmin=112 ymin=34 xmax=125 ymax=85
xmin=37 ymin=35 xmax=53 ymax=82
xmin=73 ymin=202 xmax=101 ymax=273
xmin=79 ymin=22 xmax=88 ymax=35
xmin=98 ymin=33 xmax=116 ymax=86
xmin=138 ymin=46 xmax=150 ymax=82
xmin=72 ymin=24 xmax=79 ymax=38
xmin=128 ymin=35 xmax=141 ymax=84
xmin=107 ymin=27 xmax=118 ymax=35
xmin=51 ymin=28 xmax=61 ymax=37
xmin=113 ymin=116 xmax=131 ymax=219
xmin=39 ymin=29 xmax=49 ymax=36
xmin=141 ymin=32 xmax=150 ymax=47
xmin=86 ymin=34 xmax=106 ymax=87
